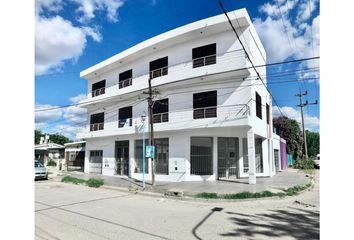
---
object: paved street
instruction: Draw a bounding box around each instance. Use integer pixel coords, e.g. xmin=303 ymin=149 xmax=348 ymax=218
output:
xmin=35 ymin=171 xmax=319 ymax=240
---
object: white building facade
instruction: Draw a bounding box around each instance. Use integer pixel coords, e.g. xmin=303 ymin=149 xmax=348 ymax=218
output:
xmin=77 ymin=9 xmax=280 ymax=183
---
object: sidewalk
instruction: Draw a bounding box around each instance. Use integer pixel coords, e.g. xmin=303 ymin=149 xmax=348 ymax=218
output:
xmin=50 ymin=168 xmax=310 ymax=197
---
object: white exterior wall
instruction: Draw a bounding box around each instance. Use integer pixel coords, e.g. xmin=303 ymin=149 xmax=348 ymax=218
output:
xmin=79 ymin=9 xmax=278 ymax=182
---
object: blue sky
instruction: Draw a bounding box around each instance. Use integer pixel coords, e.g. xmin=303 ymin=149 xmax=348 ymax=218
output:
xmin=35 ymin=0 xmax=320 ymax=139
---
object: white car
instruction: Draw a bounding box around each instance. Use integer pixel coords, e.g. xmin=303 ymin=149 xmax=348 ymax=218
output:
xmin=314 ymin=154 xmax=320 ymax=169
xmin=35 ymin=160 xmax=48 ymax=180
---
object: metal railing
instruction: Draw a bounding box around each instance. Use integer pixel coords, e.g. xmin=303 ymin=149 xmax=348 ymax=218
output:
xmin=193 ymin=106 xmax=217 ymax=119
xmin=91 ymin=87 xmax=105 ymax=97
xmin=153 ymin=112 xmax=169 ymax=123
xmin=193 ymin=54 xmax=217 ymax=68
xmin=118 ymin=118 xmax=132 ymax=128
xmin=149 ymin=66 xmax=168 ymax=79
xmin=90 ymin=123 xmax=104 ymax=131
xmin=118 ymin=78 xmax=132 ymax=89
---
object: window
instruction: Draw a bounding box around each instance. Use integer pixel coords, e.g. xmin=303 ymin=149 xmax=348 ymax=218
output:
xmin=90 ymin=112 xmax=104 ymax=131
xmin=266 ymin=104 xmax=270 ymax=124
xmin=118 ymin=106 xmax=132 ymax=128
xmin=242 ymin=138 xmax=249 ymax=173
xmin=89 ymin=150 xmax=103 ymax=163
xmin=92 ymin=80 xmax=106 ymax=97
xmin=149 ymin=56 xmax=168 ymax=79
xmin=134 ymin=139 xmax=149 ymax=173
xmin=153 ymin=99 xmax=168 ymax=123
xmin=193 ymin=91 xmax=217 ymax=119
xmin=255 ymin=138 xmax=263 ymax=173
xmin=256 ymin=92 xmax=262 ymax=119
xmin=190 ymin=137 xmax=213 ymax=175
xmin=119 ymin=69 xmax=132 ymax=89
xmin=192 ymin=43 xmax=216 ymax=68
xmin=155 ymin=138 xmax=169 ymax=175
xmin=274 ymin=149 xmax=279 ymax=171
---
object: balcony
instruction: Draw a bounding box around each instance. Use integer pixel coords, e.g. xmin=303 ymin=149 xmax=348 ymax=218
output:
xmin=119 ymin=78 xmax=132 ymax=89
xmin=90 ymin=123 xmax=104 ymax=131
xmin=193 ymin=54 xmax=217 ymax=68
xmin=91 ymin=87 xmax=105 ymax=97
xmin=78 ymin=104 xmax=251 ymax=139
xmin=193 ymin=107 xmax=217 ymax=119
xmin=149 ymin=66 xmax=168 ymax=79
xmin=153 ymin=112 xmax=169 ymax=123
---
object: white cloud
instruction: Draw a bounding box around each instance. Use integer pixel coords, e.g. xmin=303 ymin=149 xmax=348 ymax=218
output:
xmin=69 ymin=93 xmax=87 ymax=103
xmin=73 ymin=0 xmax=125 ymax=23
xmin=51 ymin=124 xmax=85 ymax=140
xmin=64 ymin=93 xmax=88 ymax=124
xmin=296 ymin=0 xmax=318 ymax=23
xmin=35 ymin=0 xmax=123 ymax=75
xmin=35 ymin=104 xmax=63 ymax=130
xmin=254 ymin=0 xmax=319 ymax=67
xmin=273 ymin=106 xmax=319 ymax=131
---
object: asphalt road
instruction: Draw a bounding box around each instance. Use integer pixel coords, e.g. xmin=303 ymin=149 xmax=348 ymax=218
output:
xmin=35 ymin=171 xmax=319 ymax=240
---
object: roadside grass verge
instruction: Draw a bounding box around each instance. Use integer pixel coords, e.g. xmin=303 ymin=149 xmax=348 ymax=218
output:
xmin=194 ymin=182 xmax=313 ymax=200
xmin=61 ymin=176 xmax=104 ymax=188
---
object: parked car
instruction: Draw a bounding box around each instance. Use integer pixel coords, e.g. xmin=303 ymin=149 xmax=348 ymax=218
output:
xmin=314 ymin=154 xmax=320 ymax=169
xmin=35 ymin=160 xmax=48 ymax=180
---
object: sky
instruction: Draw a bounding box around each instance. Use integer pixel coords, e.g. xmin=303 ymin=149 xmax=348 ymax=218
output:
xmin=35 ymin=0 xmax=320 ymax=140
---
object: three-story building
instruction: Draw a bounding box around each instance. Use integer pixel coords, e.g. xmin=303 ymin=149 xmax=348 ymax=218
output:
xmin=77 ymin=8 xmax=281 ymax=183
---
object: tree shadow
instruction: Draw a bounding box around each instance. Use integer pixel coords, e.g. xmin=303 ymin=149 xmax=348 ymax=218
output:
xmin=221 ymin=207 xmax=319 ymax=239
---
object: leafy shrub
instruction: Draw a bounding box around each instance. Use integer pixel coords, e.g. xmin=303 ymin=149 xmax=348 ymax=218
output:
xmin=284 ymin=185 xmax=308 ymax=196
xmin=195 ymin=192 xmax=218 ymax=199
xmin=86 ymin=178 xmax=104 ymax=188
xmin=47 ymin=160 xmax=57 ymax=166
xmin=293 ymin=158 xmax=315 ymax=170
xmin=61 ymin=175 xmax=86 ymax=185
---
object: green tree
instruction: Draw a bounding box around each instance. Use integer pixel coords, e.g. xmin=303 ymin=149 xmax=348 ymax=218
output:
xmin=35 ymin=130 xmax=42 ymax=144
xmin=273 ymin=116 xmax=304 ymax=159
xmin=306 ymin=130 xmax=320 ymax=158
xmin=49 ymin=134 xmax=72 ymax=145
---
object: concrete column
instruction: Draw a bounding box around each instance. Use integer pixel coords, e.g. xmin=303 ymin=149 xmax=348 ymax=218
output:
xmin=213 ymin=137 xmax=218 ymax=180
xmin=247 ymin=129 xmax=256 ymax=184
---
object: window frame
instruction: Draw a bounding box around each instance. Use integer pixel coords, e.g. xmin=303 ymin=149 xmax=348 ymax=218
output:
xmin=256 ymin=92 xmax=262 ymax=119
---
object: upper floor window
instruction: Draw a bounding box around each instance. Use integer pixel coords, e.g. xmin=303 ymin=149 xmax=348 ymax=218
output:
xmin=153 ymin=99 xmax=169 ymax=123
xmin=193 ymin=91 xmax=217 ymax=119
xmin=192 ymin=43 xmax=216 ymax=68
xmin=92 ymin=80 xmax=106 ymax=97
xmin=119 ymin=69 xmax=132 ymax=89
xmin=149 ymin=56 xmax=168 ymax=79
xmin=118 ymin=106 xmax=132 ymax=128
xmin=90 ymin=112 xmax=104 ymax=131
xmin=266 ymin=103 xmax=270 ymax=124
xmin=256 ymin=92 xmax=262 ymax=119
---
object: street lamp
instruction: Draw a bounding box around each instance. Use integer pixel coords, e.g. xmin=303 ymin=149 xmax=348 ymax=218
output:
xmin=141 ymin=112 xmax=146 ymax=188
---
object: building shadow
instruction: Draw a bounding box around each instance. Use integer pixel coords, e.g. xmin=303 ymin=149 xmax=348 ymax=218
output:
xmin=220 ymin=207 xmax=319 ymax=239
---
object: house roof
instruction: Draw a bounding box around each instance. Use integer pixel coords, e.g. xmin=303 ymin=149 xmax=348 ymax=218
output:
xmin=64 ymin=141 xmax=86 ymax=147
xmin=35 ymin=143 xmax=65 ymax=150
xmin=80 ymin=8 xmax=251 ymax=79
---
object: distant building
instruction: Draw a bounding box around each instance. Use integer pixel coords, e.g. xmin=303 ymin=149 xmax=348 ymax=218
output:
xmin=77 ymin=9 xmax=283 ymax=183
xmin=64 ymin=141 xmax=86 ymax=172
xmin=35 ymin=135 xmax=65 ymax=167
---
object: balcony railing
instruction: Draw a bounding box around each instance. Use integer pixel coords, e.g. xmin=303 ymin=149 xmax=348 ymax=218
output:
xmin=149 ymin=66 xmax=168 ymax=79
xmin=90 ymin=123 xmax=104 ymax=131
xmin=193 ymin=54 xmax=217 ymax=68
xmin=118 ymin=78 xmax=132 ymax=89
xmin=193 ymin=106 xmax=217 ymax=119
xmin=118 ymin=118 xmax=132 ymax=128
xmin=153 ymin=112 xmax=169 ymax=123
xmin=91 ymin=87 xmax=105 ymax=97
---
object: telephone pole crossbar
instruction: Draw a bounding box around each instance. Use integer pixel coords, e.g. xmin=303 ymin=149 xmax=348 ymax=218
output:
xmin=295 ymin=90 xmax=318 ymax=160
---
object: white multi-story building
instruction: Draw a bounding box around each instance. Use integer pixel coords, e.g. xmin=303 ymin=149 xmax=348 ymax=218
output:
xmin=77 ymin=8 xmax=281 ymax=184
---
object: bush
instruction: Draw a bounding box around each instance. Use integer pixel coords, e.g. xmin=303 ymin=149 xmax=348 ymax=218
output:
xmin=61 ymin=175 xmax=86 ymax=185
xmin=86 ymin=178 xmax=104 ymax=188
xmin=47 ymin=160 xmax=57 ymax=166
xmin=293 ymin=158 xmax=315 ymax=170
xmin=195 ymin=192 xmax=218 ymax=199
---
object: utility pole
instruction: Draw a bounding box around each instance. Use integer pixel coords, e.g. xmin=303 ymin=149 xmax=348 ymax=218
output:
xmin=295 ymin=90 xmax=318 ymax=160
xmin=144 ymin=77 xmax=158 ymax=186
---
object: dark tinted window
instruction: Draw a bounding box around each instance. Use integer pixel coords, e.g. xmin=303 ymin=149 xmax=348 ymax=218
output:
xmin=256 ymin=92 xmax=262 ymax=119
xmin=92 ymin=80 xmax=105 ymax=91
xmin=192 ymin=43 xmax=216 ymax=59
xmin=266 ymin=104 xmax=270 ymax=124
xmin=153 ymin=99 xmax=168 ymax=114
xmin=119 ymin=106 xmax=132 ymax=120
xmin=119 ymin=69 xmax=132 ymax=82
xmin=193 ymin=91 xmax=217 ymax=109
xmin=90 ymin=112 xmax=104 ymax=124
xmin=149 ymin=57 xmax=168 ymax=71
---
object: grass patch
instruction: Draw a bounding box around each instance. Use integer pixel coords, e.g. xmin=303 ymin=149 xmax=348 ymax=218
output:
xmin=195 ymin=184 xmax=312 ymax=200
xmin=86 ymin=178 xmax=104 ymax=188
xmin=195 ymin=192 xmax=218 ymax=199
xmin=61 ymin=176 xmax=104 ymax=188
